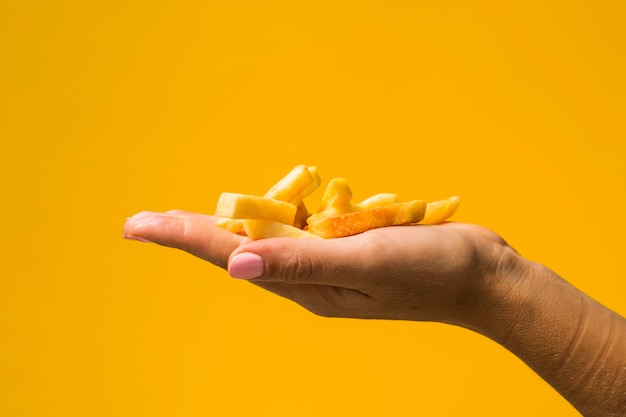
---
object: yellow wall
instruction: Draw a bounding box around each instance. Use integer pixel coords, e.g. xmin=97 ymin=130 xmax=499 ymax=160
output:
xmin=1 ymin=1 xmax=624 ymax=415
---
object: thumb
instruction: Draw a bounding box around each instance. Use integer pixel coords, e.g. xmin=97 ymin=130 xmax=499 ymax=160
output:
xmin=227 ymin=237 xmax=369 ymax=289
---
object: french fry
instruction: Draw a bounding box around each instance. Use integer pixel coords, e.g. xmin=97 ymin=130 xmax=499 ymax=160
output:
xmin=215 ymin=192 xmax=297 ymax=225
xmin=214 ymin=165 xmax=459 ymax=240
xmin=308 ymin=186 xmax=398 ymax=224
xmin=293 ymin=200 xmax=310 ymax=229
xmin=419 ymin=196 xmax=461 ymax=225
xmin=308 ymin=200 xmax=427 ymax=239
xmin=264 ymin=164 xmax=316 ymax=203
xmin=291 ymin=166 xmax=321 ymax=203
xmin=353 ymin=193 xmax=398 ymax=210
xmin=243 ymin=219 xmax=323 ymax=240
xmin=307 ymin=178 xmax=353 ymax=224
xmin=214 ymin=217 xmax=245 ymax=235
xmin=315 ymin=178 xmax=352 ymax=213
xmin=290 ymin=167 xmax=319 ymax=228
xmin=216 ymin=165 xmax=320 ymax=234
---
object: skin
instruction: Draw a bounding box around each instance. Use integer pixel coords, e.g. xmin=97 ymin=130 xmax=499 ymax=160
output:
xmin=124 ymin=210 xmax=626 ymax=416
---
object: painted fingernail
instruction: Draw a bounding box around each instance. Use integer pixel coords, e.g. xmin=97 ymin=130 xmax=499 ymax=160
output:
xmin=229 ymin=253 xmax=264 ymax=279
xmin=123 ymin=234 xmax=153 ymax=243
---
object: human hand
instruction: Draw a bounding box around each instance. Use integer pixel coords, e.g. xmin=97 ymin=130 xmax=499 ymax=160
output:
xmin=124 ymin=210 xmax=626 ymax=415
xmin=123 ymin=210 xmax=524 ymax=327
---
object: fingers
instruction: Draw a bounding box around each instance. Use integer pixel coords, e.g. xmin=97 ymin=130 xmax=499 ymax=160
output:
xmin=124 ymin=210 xmax=247 ymax=269
xmin=225 ymin=223 xmax=506 ymax=289
xmin=124 ymin=210 xmax=377 ymax=318
xmin=227 ymin=232 xmax=390 ymax=290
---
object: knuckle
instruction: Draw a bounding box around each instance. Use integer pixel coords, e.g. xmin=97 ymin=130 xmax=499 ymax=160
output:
xmin=280 ymin=249 xmax=316 ymax=284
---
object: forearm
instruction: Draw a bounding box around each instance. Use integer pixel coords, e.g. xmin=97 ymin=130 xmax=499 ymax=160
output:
xmin=470 ymin=255 xmax=626 ymax=416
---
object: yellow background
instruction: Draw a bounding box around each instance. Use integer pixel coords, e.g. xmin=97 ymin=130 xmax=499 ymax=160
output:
xmin=1 ymin=1 xmax=625 ymax=416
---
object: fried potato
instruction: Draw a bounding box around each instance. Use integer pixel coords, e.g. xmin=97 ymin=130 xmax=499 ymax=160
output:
xmin=214 ymin=217 xmax=245 ymax=235
xmin=299 ymin=166 xmax=321 ymax=200
xmin=308 ymin=186 xmax=399 ymax=225
xmin=353 ymin=193 xmax=398 ymax=210
xmin=315 ymin=177 xmax=352 ymax=213
xmin=419 ymin=196 xmax=461 ymax=225
xmin=293 ymin=200 xmax=310 ymax=229
xmin=264 ymin=164 xmax=316 ymax=203
xmin=307 ymin=178 xmax=353 ymax=224
xmin=243 ymin=219 xmax=322 ymax=240
xmin=214 ymin=165 xmax=459 ymax=240
xmin=216 ymin=165 xmax=319 ymax=233
xmin=215 ymin=192 xmax=297 ymax=225
xmin=308 ymin=200 xmax=427 ymax=239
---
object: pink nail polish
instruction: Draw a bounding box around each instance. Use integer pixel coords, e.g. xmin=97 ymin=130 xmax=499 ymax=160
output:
xmin=229 ymin=253 xmax=264 ymax=279
xmin=123 ymin=234 xmax=153 ymax=243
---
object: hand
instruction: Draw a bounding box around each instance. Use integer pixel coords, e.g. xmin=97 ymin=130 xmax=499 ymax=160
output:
xmin=124 ymin=210 xmax=626 ymax=415
xmin=123 ymin=210 xmax=523 ymax=327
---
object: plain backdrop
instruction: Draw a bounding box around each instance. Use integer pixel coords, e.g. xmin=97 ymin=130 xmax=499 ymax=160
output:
xmin=1 ymin=1 xmax=625 ymax=416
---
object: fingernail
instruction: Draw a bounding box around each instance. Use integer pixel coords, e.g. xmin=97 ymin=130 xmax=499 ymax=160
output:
xmin=123 ymin=234 xmax=153 ymax=243
xmin=229 ymin=253 xmax=264 ymax=279
xmin=126 ymin=211 xmax=155 ymax=222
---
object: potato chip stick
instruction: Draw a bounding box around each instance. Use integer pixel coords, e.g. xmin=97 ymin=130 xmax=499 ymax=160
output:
xmin=307 ymin=178 xmax=353 ymax=224
xmin=308 ymin=200 xmax=426 ymax=239
xmin=291 ymin=166 xmax=321 ymax=203
xmin=315 ymin=178 xmax=352 ymax=213
xmin=243 ymin=219 xmax=322 ymax=240
xmin=215 ymin=217 xmax=245 ymax=234
xmin=419 ymin=196 xmax=460 ymax=225
xmin=216 ymin=192 xmax=297 ymax=225
xmin=264 ymin=165 xmax=315 ymax=203
xmin=354 ymin=193 xmax=398 ymax=210
xmin=293 ymin=200 xmax=310 ymax=229
xmin=214 ymin=165 xmax=458 ymax=240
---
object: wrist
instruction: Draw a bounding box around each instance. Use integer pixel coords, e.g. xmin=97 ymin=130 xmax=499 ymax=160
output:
xmin=455 ymin=243 xmax=538 ymax=337
xmin=456 ymin=246 xmax=626 ymax=415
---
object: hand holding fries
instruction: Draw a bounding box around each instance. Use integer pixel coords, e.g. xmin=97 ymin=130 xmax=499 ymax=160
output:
xmin=124 ymin=166 xmax=626 ymax=416
xmin=214 ymin=165 xmax=460 ymax=239
xmin=123 ymin=210 xmax=504 ymax=322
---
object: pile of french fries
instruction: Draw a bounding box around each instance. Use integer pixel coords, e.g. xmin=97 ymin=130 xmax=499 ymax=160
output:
xmin=215 ymin=165 xmax=460 ymax=240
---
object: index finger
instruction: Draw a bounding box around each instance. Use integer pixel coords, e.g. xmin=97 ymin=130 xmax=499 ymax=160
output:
xmin=123 ymin=210 xmax=248 ymax=269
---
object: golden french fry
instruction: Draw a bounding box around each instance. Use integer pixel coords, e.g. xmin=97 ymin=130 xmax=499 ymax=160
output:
xmin=307 ymin=178 xmax=353 ymax=224
xmin=215 ymin=192 xmax=297 ymax=225
xmin=293 ymin=200 xmax=310 ymax=229
xmin=214 ymin=165 xmax=459 ymax=240
xmin=295 ymin=166 xmax=321 ymax=201
xmin=309 ymin=191 xmax=399 ymax=224
xmin=215 ymin=217 xmax=245 ymax=234
xmin=243 ymin=219 xmax=323 ymax=240
xmin=354 ymin=193 xmax=398 ymax=210
xmin=315 ymin=177 xmax=352 ymax=212
xmin=308 ymin=200 xmax=426 ymax=239
xmin=264 ymin=165 xmax=316 ymax=203
xmin=419 ymin=196 xmax=461 ymax=225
